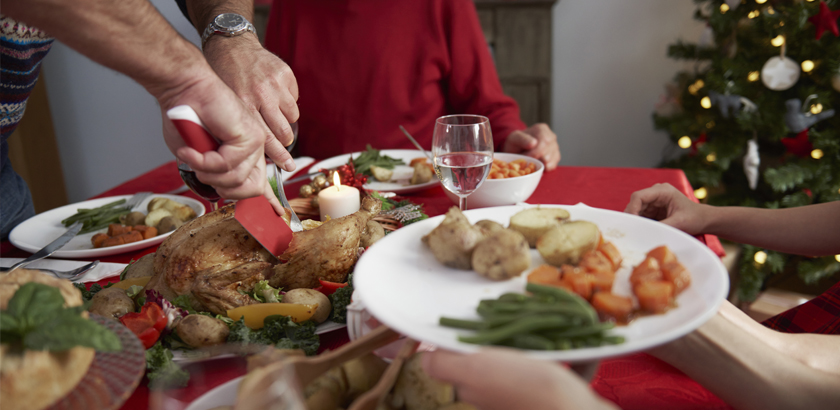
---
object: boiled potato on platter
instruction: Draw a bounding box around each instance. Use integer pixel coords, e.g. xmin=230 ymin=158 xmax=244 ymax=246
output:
xmin=175 ymin=314 xmax=230 ymax=348
xmin=536 ymin=220 xmax=600 ymax=266
xmin=283 ymin=288 xmax=332 ymax=324
xmin=509 ymin=207 xmax=571 ymax=247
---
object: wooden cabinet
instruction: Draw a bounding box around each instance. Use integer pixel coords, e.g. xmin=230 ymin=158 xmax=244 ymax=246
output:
xmin=253 ymin=0 xmax=558 ymax=126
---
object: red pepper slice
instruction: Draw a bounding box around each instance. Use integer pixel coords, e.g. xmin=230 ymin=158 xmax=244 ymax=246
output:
xmin=314 ymin=279 xmax=348 ymax=296
xmin=119 ymin=301 xmax=167 ymax=349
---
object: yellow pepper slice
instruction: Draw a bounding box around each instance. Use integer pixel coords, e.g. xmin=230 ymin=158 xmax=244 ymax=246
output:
xmin=109 ymin=276 xmax=152 ymax=290
xmin=227 ymin=303 xmax=318 ymax=329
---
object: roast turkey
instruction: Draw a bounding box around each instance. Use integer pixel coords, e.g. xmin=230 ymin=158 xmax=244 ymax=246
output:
xmin=144 ymin=195 xmax=381 ymax=315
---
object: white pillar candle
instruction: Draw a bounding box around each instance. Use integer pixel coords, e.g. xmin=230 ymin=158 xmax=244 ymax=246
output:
xmin=318 ymin=173 xmax=361 ymax=221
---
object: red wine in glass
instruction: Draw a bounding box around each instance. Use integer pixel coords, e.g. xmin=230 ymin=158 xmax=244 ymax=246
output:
xmin=177 ymin=160 xmax=222 ymax=210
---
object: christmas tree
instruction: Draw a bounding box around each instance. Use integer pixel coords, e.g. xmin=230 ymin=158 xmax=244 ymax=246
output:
xmin=654 ymin=0 xmax=840 ymax=302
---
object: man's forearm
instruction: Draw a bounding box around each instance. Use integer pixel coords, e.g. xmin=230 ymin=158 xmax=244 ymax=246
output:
xmin=183 ymin=0 xmax=255 ymax=33
xmin=5 ymin=0 xmax=209 ymax=105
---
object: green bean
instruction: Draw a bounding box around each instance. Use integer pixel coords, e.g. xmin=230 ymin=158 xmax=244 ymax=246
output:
xmin=540 ymin=322 xmax=614 ymax=340
xmin=497 ymin=293 xmax=532 ymax=303
xmin=554 ymin=339 xmax=573 ymax=350
xmin=508 ymin=334 xmax=555 ymax=350
xmin=439 ymin=317 xmax=487 ymax=330
xmin=525 ymin=283 xmax=598 ymax=325
xmin=459 ymin=316 xmax=571 ymax=345
xmin=483 ymin=313 xmax=573 ymax=329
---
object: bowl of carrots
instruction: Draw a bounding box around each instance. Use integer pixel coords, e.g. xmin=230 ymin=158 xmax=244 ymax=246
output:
xmin=444 ymin=152 xmax=544 ymax=209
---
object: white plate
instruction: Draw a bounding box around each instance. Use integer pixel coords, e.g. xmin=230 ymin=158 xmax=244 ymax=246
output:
xmin=308 ymin=149 xmax=439 ymax=194
xmin=9 ymin=195 xmax=205 ymax=259
xmin=353 ymin=204 xmax=729 ymax=363
xmin=184 ymin=376 xmax=243 ymax=410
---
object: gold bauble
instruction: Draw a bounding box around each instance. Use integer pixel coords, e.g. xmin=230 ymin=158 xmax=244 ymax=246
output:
xmin=299 ymin=184 xmax=315 ymax=198
xmin=312 ymin=174 xmax=328 ymax=188
xmin=311 ymin=196 xmax=319 ymax=208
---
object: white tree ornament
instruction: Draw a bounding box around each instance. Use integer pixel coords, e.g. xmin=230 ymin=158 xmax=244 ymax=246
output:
xmin=743 ymin=139 xmax=760 ymax=190
xmin=761 ymin=56 xmax=801 ymax=91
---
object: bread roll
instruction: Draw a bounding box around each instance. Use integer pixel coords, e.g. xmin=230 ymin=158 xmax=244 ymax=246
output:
xmin=0 ymin=269 xmax=95 ymax=410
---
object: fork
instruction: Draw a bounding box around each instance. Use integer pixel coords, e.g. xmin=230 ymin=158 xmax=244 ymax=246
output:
xmin=3 ymin=260 xmax=100 ymax=281
xmin=125 ymin=191 xmax=152 ymax=211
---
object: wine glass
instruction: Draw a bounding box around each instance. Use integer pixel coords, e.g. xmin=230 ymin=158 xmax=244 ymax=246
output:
xmin=432 ymin=114 xmax=494 ymax=211
xmin=177 ymin=159 xmax=223 ymax=211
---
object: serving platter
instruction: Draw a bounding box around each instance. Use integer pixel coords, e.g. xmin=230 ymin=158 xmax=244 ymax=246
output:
xmin=308 ymin=149 xmax=439 ymax=194
xmin=9 ymin=194 xmax=205 ymax=259
xmin=353 ymin=204 xmax=729 ymax=363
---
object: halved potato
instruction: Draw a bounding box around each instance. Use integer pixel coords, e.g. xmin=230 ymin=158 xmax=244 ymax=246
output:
xmin=536 ymin=220 xmax=600 ymax=266
xmin=509 ymin=207 xmax=570 ymax=247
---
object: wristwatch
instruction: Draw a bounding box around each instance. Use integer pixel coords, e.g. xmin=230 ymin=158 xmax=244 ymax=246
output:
xmin=201 ymin=13 xmax=257 ymax=49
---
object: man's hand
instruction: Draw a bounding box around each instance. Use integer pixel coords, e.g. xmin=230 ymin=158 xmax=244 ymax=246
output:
xmin=422 ymin=348 xmax=618 ymax=410
xmin=624 ymin=183 xmax=707 ymax=235
xmin=502 ymin=123 xmax=561 ymax=171
xmin=203 ymin=34 xmax=299 ymax=173
xmin=159 ymin=72 xmax=284 ymax=215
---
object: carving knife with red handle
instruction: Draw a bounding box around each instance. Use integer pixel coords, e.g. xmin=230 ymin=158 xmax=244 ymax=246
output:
xmin=166 ymin=105 xmax=294 ymax=256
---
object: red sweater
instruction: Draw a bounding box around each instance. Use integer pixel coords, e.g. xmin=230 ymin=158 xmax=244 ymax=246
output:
xmin=264 ymin=0 xmax=526 ymax=159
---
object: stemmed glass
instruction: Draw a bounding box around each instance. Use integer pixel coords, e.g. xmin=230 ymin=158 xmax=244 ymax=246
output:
xmin=177 ymin=159 xmax=223 ymax=211
xmin=432 ymin=115 xmax=494 ymax=211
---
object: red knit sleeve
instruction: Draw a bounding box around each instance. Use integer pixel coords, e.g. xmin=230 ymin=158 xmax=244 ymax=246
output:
xmin=441 ymin=0 xmax=527 ymax=149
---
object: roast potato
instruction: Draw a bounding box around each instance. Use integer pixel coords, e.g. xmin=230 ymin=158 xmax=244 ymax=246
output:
xmin=120 ymin=211 xmax=147 ymax=226
xmin=122 ymin=253 xmax=155 ymax=280
xmin=283 ymin=288 xmax=332 ymax=324
xmin=156 ymin=216 xmax=184 ymax=234
xmin=422 ymin=208 xmax=484 ymax=270
xmin=536 ymin=220 xmax=600 ymax=266
xmin=360 ymin=220 xmax=386 ymax=248
xmin=474 ymin=219 xmax=504 ymax=234
xmin=175 ymin=314 xmax=230 ymax=348
xmin=88 ymin=287 xmax=135 ymax=319
xmin=410 ymin=162 xmax=433 ymax=185
xmin=471 ymin=229 xmax=531 ymax=280
xmin=391 ymin=352 xmax=455 ymax=410
xmin=370 ymin=165 xmax=394 ymax=182
xmin=509 ymin=207 xmax=571 ymax=247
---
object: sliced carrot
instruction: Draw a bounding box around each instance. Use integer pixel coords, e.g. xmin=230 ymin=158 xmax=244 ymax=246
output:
xmin=91 ymin=233 xmax=109 ymax=248
xmin=634 ymin=281 xmax=674 ymax=313
xmin=561 ymin=271 xmax=594 ymax=301
xmin=591 ymin=292 xmax=634 ymax=323
xmin=647 ymin=245 xmax=677 ymax=266
xmin=527 ymin=264 xmax=564 ymax=287
xmin=598 ymin=241 xmax=623 ymax=270
xmin=662 ymin=261 xmax=691 ymax=295
xmin=580 ymin=250 xmax=614 ymax=276
xmin=630 ymin=256 xmax=663 ymax=285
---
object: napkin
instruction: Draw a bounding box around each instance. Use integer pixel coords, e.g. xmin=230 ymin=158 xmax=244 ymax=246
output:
xmin=0 ymin=258 xmax=126 ymax=283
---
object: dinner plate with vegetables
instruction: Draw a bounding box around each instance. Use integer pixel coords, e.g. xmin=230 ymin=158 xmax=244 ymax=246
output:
xmin=9 ymin=194 xmax=205 ymax=259
xmin=353 ymin=204 xmax=730 ymax=363
xmin=307 ymin=147 xmax=439 ymax=194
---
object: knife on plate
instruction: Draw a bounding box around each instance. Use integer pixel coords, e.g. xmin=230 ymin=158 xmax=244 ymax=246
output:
xmin=1 ymin=221 xmax=84 ymax=273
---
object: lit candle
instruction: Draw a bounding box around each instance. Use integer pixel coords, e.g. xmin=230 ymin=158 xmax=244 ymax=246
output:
xmin=318 ymin=172 xmax=360 ymax=221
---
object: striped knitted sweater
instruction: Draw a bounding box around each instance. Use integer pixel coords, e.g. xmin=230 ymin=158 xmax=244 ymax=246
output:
xmin=1 ymin=15 xmax=54 ymax=149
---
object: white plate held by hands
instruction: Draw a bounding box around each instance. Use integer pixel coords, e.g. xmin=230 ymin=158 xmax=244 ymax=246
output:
xmin=9 ymin=194 xmax=205 ymax=259
xmin=353 ymin=204 xmax=729 ymax=363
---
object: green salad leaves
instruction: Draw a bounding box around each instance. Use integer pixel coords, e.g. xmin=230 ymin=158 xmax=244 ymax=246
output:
xmin=0 ymin=282 xmax=121 ymax=352
xmin=351 ymin=145 xmax=405 ymax=176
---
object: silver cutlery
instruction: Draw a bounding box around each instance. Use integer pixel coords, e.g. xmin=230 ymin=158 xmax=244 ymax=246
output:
xmin=35 ymin=260 xmax=99 ymax=281
xmin=126 ymin=191 xmax=152 ymax=210
xmin=275 ymin=163 xmax=303 ymax=232
xmin=399 ymin=125 xmax=434 ymax=162
xmin=282 ymin=171 xmax=325 ymax=186
xmin=0 ymin=221 xmax=84 ymax=274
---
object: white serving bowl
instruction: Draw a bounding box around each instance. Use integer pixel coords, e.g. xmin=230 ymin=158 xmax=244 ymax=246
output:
xmin=443 ymin=152 xmax=544 ymax=209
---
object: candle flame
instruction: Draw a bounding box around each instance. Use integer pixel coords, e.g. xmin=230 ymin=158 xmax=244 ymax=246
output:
xmin=333 ymin=172 xmax=341 ymax=190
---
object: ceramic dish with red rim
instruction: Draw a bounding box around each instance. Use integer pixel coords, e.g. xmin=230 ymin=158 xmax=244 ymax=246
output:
xmin=9 ymin=194 xmax=205 ymax=259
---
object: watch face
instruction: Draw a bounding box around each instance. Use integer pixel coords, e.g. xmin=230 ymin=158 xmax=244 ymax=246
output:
xmin=214 ymin=13 xmax=247 ymax=31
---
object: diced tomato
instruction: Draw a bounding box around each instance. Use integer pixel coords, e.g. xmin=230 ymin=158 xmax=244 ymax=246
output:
xmin=314 ymin=279 xmax=349 ymax=296
xmin=598 ymin=241 xmax=623 ymax=271
xmin=527 ymin=264 xmax=564 ymax=287
xmin=630 ymin=256 xmax=663 ymax=285
xmin=591 ymin=292 xmax=634 ymax=323
xmin=647 ymin=246 xmax=677 ymax=266
xmin=661 ymin=261 xmax=691 ymax=295
xmin=119 ymin=301 xmax=168 ymax=349
xmin=634 ymin=281 xmax=674 ymax=314
xmin=580 ymin=250 xmax=614 ymax=276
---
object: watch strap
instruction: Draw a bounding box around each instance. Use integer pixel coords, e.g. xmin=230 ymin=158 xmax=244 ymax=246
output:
xmin=200 ymin=16 xmax=256 ymax=49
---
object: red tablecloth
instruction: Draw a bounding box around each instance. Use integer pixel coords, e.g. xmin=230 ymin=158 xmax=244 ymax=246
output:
xmin=0 ymin=161 xmax=728 ymax=410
